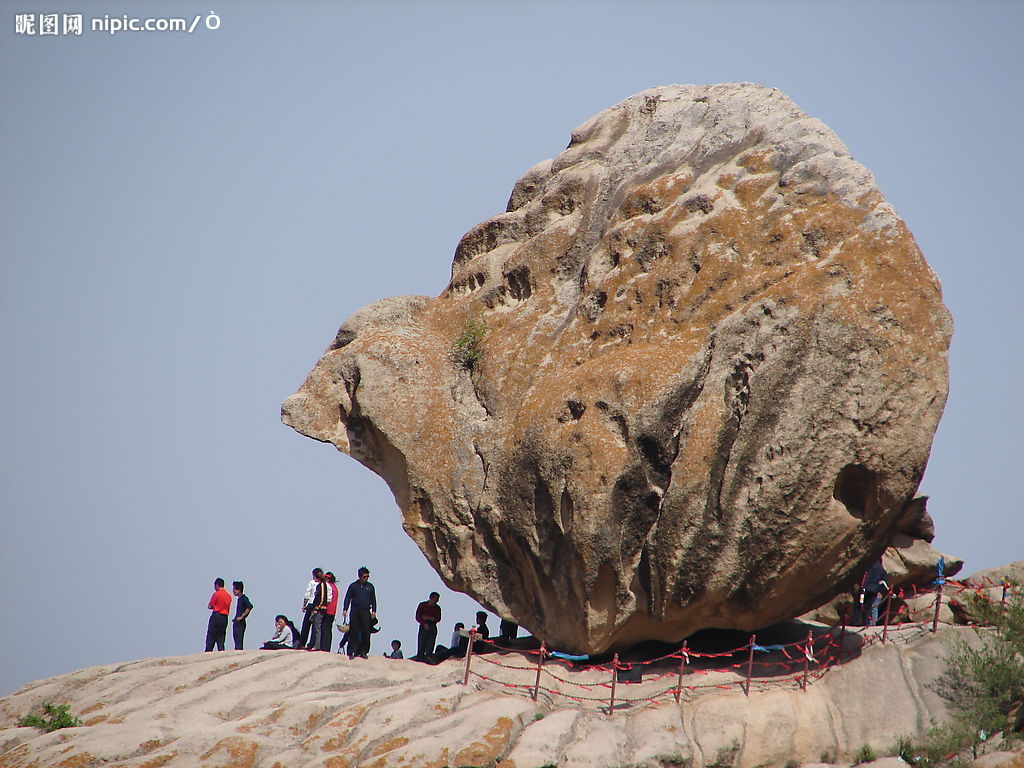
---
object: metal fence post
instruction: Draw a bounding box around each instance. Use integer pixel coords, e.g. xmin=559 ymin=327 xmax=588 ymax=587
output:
xmin=838 ymin=608 xmax=847 ymax=661
xmin=462 ymin=628 xmax=477 ymax=685
xmin=801 ymin=630 xmax=812 ymax=691
xmin=608 ymin=653 xmax=619 ymax=716
xmin=931 ymin=584 xmax=943 ymax=633
xmin=531 ymin=642 xmax=545 ymax=701
xmin=674 ymin=642 xmax=687 ymax=704
xmin=881 ymin=592 xmax=892 ymax=644
xmin=744 ymin=635 xmax=755 ymax=696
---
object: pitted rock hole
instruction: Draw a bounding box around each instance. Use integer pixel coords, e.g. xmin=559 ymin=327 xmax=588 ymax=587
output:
xmin=833 ymin=464 xmax=878 ymax=520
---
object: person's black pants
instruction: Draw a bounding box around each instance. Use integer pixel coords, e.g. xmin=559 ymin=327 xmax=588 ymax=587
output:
xmin=298 ymin=606 xmax=315 ymax=647
xmin=261 ymin=641 xmax=291 ymax=650
xmin=417 ymin=623 xmax=437 ymax=657
xmin=349 ymin=609 xmax=372 ymax=657
xmin=232 ymin=618 xmax=246 ymax=650
xmin=320 ymin=613 xmax=335 ymax=651
xmin=205 ymin=613 xmax=228 ymax=651
xmin=308 ymin=611 xmax=324 ymax=649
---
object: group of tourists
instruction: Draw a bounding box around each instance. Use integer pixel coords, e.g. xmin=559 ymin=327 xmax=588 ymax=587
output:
xmin=203 ymin=567 xmax=519 ymax=662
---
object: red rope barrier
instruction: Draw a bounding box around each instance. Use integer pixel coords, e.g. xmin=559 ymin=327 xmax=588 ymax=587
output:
xmin=453 ymin=583 xmax=1017 ymax=711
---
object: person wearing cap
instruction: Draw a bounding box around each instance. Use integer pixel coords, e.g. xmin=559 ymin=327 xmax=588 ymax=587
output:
xmin=205 ymin=578 xmax=231 ymax=652
xmin=342 ymin=566 xmax=377 ymax=659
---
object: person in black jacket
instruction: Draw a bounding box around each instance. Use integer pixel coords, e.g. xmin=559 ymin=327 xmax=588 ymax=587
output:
xmin=858 ymin=559 xmax=889 ymax=626
xmin=342 ymin=566 xmax=377 ymax=659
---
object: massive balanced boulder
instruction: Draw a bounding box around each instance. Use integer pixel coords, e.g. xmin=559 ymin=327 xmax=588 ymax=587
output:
xmin=283 ymin=83 xmax=952 ymax=654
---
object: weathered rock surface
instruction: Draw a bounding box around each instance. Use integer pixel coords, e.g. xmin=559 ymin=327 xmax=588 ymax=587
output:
xmin=282 ymin=83 xmax=952 ymax=653
xmin=0 ymin=628 xmax=988 ymax=768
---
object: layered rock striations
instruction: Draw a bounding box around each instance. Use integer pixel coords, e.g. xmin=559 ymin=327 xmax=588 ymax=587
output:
xmin=282 ymin=83 xmax=952 ymax=653
xmin=0 ymin=632 xmax=969 ymax=768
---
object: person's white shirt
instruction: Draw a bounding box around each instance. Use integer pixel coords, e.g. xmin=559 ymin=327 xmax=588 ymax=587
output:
xmin=302 ymin=579 xmax=317 ymax=608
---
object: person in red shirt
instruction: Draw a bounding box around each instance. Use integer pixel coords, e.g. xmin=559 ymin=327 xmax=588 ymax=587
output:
xmin=205 ymin=578 xmax=232 ymax=652
xmin=415 ymin=592 xmax=442 ymax=658
xmin=320 ymin=572 xmax=340 ymax=652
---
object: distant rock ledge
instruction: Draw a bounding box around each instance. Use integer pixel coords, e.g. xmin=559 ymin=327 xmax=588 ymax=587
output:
xmin=0 ymin=625 xmax=1005 ymax=768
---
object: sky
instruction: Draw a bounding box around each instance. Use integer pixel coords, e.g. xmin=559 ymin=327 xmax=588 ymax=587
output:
xmin=1 ymin=1 xmax=1021 ymax=697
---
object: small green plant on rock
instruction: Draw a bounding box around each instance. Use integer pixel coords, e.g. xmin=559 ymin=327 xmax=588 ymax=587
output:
xmin=17 ymin=702 xmax=82 ymax=732
xmin=653 ymin=754 xmax=691 ymax=768
xmin=707 ymin=740 xmax=740 ymax=768
xmin=854 ymin=743 xmax=877 ymax=764
xmin=450 ymin=314 xmax=488 ymax=370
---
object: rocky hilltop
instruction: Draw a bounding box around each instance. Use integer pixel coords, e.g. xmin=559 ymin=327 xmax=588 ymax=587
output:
xmin=0 ymin=626 xmax=987 ymax=768
xmin=282 ymin=83 xmax=952 ymax=653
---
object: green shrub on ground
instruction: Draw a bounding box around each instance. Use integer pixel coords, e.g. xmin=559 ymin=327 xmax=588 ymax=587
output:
xmin=17 ymin=702 xmax=82 ymax=732
xmin=854 ymin=743 xmax=877 ymax=763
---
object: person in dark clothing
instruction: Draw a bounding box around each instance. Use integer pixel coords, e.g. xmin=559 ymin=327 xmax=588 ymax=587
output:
xmin=497 ymin=618 xmax=518 ymax=647
xmin=415 ymin=592 xmax=442 ymax=658
xmin=297 ymin=568 xmax=324 ymax=648
xmin=232 ymin=581 xmax=253 ymax=650
xmin=306 ymin=572 xmax=329 ymax=650
xmin=342 ymin=566 xmax=377 ymax=659
xmin=472 ymin=611 xmax=490 ymax=654
xmin=859 ymin=559 xmax=890 ymax=626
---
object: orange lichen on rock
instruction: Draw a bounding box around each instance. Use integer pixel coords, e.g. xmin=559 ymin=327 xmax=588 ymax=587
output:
xmin=199 ymin=737 xmax=259 ymax=768
xmin=452 ymin=716 xmax=515 ymax=768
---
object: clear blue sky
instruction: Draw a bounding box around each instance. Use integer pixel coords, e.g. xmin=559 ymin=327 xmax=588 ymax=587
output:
xmin=2 ymin=1 xmax=1021 ymax=696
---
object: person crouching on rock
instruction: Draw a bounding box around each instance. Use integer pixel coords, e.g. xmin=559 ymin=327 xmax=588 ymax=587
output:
xmin=262 ymin=615 xmax=294 ymax=650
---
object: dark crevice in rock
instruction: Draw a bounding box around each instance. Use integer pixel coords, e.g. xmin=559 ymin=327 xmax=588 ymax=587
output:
xmin=474 ymin=443 xmax=490 ymax=492
xmin=559 ymin=487 xmax=574 ymax=533
xmin=833 ymin=464 xmax=879 ymax=521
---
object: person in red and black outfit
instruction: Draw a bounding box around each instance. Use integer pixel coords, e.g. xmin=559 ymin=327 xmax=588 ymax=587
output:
xmin=320 ymin=572 xmax=340 ymax=652
xmin=306 ymin=573 xmax=329 ymax=650
xmin=205 ymin=578 xmax=232 ymax=652
xmin=415 ymin=592 xmax=441 ymax=658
